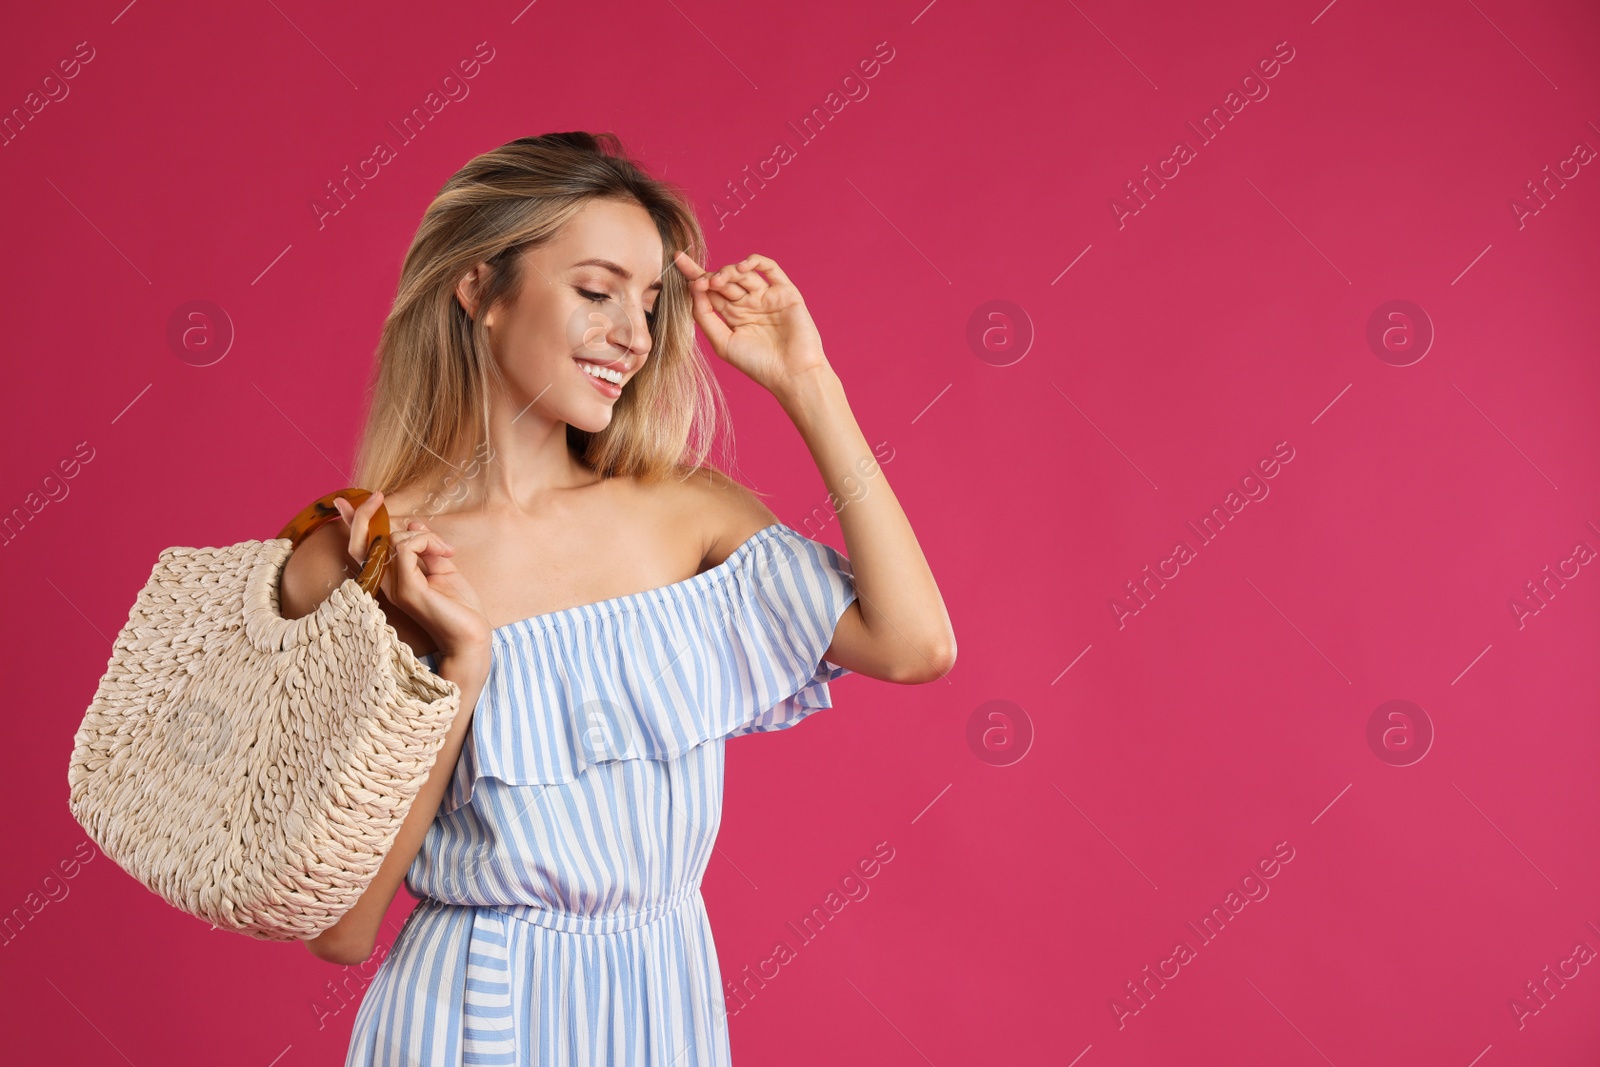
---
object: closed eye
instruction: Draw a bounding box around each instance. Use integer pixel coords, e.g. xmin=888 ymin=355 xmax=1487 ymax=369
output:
xmin=579 ymin=288 xmax=658 ymax=329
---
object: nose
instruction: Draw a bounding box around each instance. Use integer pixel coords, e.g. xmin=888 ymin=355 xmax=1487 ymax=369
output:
xmin=577 ymin=298 xmax=653 ymax=366
xmin=612 ymin=299 xmax=653 ymax=359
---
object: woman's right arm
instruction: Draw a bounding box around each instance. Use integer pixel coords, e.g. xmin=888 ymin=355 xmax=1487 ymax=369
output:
xmin=279 ymin=519 xmax=490 ymax=966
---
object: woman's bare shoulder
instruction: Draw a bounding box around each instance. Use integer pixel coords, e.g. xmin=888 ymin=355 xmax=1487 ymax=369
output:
xmin=665 ymin=464 xmax=781 ymax=568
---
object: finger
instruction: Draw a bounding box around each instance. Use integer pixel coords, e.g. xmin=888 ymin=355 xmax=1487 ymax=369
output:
xmin=337 ymin=494 xmax=373 ymax=565
xmin=711 ymin=274 xmax=750 ymax=301
xmin=401 ymin=518 xmax=454 ymax=548
xmin=392 ymin=527 xmax=456 ymax=561
xmin=390 ymin=524 xmax=454 ymax=559
xmin=699 ymin=262 xmax=739 ymax=290
xmin=672 ymin=250 xmax=706 ymax=282
xmin=413 ymin=542 xmax=461 ymax=577
xmin=383 ymin=528 xmax=454 ymax=601
xmin=736 ymin=253 xmax=791 ymax=288
xmin=331 ymin=498 xmax=365 ymax=578
xmin=710 ymin=263 xmax=750 ymax=288
xmin=392 ymin=527 xmax=455 ymax=556
xmin=729 ymin=263 xmax=768 ymax=294
xmin=700 ymin=265 xmax=745 ymax=306
xmin=687 ymin=279 xmax=733 ymax=354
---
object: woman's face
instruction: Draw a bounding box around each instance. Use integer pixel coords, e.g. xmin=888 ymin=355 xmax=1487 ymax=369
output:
xmin=476 ymin=197 xmax=664 ymax=434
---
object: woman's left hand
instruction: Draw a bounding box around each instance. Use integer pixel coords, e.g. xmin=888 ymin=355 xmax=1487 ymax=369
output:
xmin=673 ymin=251 xmax=831 ymax=397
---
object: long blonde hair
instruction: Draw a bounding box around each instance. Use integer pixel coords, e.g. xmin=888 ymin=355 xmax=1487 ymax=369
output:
xmin=351 ymin=131 xmax=732 ymax=501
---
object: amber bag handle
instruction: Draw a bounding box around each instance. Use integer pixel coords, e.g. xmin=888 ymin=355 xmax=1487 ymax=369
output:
xmin=277 ymin=488 xmax=392 ymax=597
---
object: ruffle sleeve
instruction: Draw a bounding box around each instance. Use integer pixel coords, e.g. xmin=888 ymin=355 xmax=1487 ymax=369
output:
xmin=720 ymin=526 xmax=858 ymax=737
xmin=421 ymin=523 xmax=857 ymax=815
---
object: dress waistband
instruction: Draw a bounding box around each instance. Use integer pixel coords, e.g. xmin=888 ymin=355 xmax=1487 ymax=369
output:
xmin=421 ymin=885 xmax=702 ymax=936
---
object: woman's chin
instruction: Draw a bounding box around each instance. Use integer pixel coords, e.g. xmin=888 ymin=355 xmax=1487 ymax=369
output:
xmin=564 ymin=402 xmax=616 ymax=435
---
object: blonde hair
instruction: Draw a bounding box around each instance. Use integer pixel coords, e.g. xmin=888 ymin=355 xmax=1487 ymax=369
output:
xmin=351 ymin=131 xmax=732 ymax=500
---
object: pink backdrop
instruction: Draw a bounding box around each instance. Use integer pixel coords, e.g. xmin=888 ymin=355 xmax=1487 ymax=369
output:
xmin=6 ymin=0 xmax=1599 ymax=1063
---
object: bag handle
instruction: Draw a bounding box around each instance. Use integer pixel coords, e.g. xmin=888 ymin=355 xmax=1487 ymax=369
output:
xmin=277 ymin=488 xmax=392 ymax=597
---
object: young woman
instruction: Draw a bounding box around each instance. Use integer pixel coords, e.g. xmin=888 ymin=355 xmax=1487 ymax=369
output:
xmin=281 ymin=131 xmax=955 ymax=1065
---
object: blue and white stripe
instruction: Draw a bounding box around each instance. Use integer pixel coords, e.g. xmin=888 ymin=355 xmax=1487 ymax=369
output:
xmin=343 ymin=524 xmax=857 ymax=1066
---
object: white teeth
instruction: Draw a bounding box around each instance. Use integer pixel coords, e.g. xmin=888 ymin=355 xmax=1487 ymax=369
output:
xmin=578 ymin=361 xmax=623 ymax=385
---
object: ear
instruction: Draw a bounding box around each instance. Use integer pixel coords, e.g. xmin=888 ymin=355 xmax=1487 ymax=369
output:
xmin=454 ymin=263 xmax=491 ymax=323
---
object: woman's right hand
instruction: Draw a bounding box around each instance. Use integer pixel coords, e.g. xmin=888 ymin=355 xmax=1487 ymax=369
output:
xmin=332 ymin=490 xmax=492 ymax=665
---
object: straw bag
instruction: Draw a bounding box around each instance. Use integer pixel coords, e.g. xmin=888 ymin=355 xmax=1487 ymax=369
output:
xmin=66 ymin=488 xmax=462 ymax=943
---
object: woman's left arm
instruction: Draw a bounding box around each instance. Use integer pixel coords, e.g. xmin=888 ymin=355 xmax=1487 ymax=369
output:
xmin=676 ymin=251 xmax=956 ymax=685
xmin=778 ymin=364 xmax=956 ymax=684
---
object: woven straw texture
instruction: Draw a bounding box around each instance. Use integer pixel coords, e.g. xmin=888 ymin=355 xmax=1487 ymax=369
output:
xmin=67 ymin=537 xmax=461 ymax=942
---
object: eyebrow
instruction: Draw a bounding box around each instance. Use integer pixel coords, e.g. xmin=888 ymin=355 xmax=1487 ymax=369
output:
xmin=569 ymin=257 xmax=664 ymax=290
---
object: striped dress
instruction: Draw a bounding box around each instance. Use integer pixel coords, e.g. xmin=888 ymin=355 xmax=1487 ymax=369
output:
xmin=343 ymin=523 xmax=858 ymax=1066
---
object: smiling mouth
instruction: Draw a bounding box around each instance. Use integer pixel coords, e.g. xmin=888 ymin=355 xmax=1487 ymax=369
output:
xmin=574 ymin=359 xmax=625 ymax=385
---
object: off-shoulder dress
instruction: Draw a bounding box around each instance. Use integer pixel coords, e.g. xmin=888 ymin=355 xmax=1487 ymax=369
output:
xmin=343 ymin=523 xmax=858 ymax=1066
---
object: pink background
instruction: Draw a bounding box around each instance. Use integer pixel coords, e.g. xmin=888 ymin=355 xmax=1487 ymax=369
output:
xmin=5 ymin=0 xmax=1599 ymax=1063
